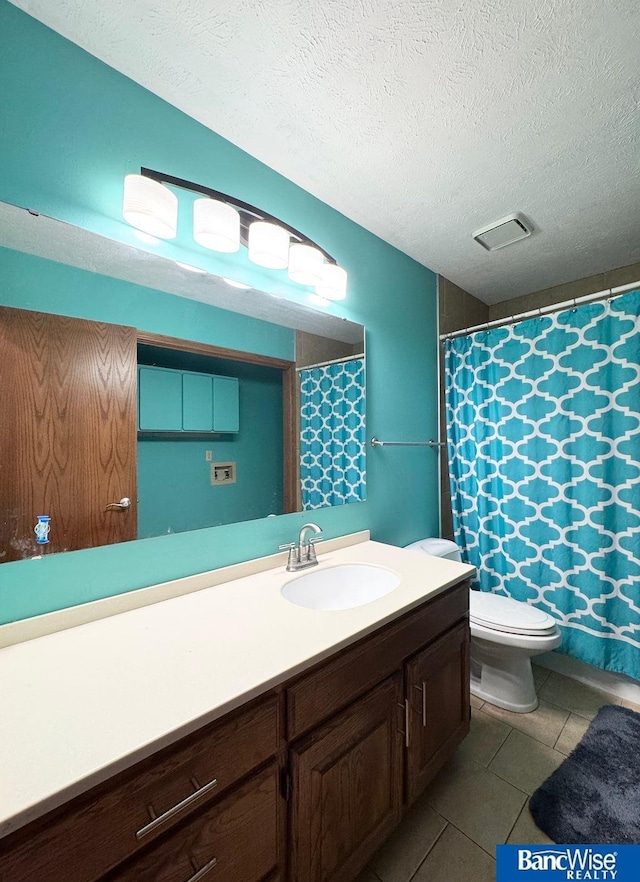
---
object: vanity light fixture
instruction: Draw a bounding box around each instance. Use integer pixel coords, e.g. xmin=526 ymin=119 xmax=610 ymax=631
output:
xmin=122 ymin=174 xmax=178 ymax=239
xmin=193 ymin=198 xmax=240 ymax=253
xmin=288 ymin=243 xmax=324 ymax=286
xmin=316 ymin=263 xmax=348 ymax=301
xmin=247 ymin=220 xmax=289 ymax=269
xmin=122 ymin=168 xmax=348 ymax=299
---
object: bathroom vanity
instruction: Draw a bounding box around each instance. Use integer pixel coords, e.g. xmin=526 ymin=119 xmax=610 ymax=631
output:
xmin=0 ymin=539 xmax=473 ymax=882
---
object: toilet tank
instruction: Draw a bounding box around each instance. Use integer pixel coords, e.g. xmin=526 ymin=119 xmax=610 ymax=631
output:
xmin=405 ymin=537 xmax=463 ymax=563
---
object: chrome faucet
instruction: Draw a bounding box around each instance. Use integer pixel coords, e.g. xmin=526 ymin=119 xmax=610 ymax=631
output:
xmin=280 ymin=523 xmax=323 ymax=572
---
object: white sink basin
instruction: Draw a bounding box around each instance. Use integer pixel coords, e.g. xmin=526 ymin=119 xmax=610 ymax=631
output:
xmin=282 ymin=564 xmax=401 ymax=611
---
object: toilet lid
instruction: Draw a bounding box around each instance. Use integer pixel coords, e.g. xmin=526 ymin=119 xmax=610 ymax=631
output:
xmin=470 ymin=591 xmax=557 ymax=636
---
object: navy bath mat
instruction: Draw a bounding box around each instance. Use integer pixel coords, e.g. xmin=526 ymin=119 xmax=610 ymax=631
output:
xmin=530 ymin=704 xmax=640 ymax=844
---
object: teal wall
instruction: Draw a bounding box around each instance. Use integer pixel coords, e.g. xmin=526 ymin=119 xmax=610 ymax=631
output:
xmin=0 ymin=1 xmax=439 ymax=624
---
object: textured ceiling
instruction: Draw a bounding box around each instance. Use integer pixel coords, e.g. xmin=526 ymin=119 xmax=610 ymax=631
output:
xmin=11 ymin=0 xmax=640 ymax=303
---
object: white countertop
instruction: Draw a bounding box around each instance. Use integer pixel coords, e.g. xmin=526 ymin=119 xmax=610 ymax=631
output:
xmin=0 ymin=538 xmax=474 ymax=838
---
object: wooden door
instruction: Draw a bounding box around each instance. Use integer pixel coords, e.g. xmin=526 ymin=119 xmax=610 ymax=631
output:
xmin=405 ymin=620 xmax=470 ymax=803
xmin=290 ymin=675 xmax=404 ymax=882
xmin=0 ymin=306 xmax=138 ymax=561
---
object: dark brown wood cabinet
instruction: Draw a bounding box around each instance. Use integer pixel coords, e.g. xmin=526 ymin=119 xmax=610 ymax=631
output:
xmin=289 ymin=675 xmax=404 ymax=882
xmin=0 ymin=692 xmax=281 ymax=882
xmin=0 ymin=582 xmax=470 ymax=882
xmin=106 ymin=762 xmax=285 ymax=882
xmin=286 ymin=580 xmax=469 ymax=740
xmin=405 ymin=620 xmax=470 ymax=803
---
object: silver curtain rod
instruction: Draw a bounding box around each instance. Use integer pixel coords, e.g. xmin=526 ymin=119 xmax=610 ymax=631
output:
xmin=296 ymin=353 xmax=364 ymax=371
xmin=439 ymin=279 xmax=640 ymax=341
xmin=370 ymin=437 xmax=446 ymax=448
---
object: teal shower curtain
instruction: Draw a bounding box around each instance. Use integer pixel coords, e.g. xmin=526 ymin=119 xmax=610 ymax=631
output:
xmin=299 ymin=358 xmax=366 ymax=509
xmin=444 ymin=290 xmax=640 ymax=679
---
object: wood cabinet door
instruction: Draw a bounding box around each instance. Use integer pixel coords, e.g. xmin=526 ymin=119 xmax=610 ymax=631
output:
xmin=0 ymin=306 xmax=138 ymax=560
xmin=290 ymin=675 xmax=404 ymax=882
xmin=405 ymin=620 xmax=470 ymax=803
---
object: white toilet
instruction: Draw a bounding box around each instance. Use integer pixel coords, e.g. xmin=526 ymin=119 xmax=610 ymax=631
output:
xmin=407 ymin=538 xmax=561 ymax=713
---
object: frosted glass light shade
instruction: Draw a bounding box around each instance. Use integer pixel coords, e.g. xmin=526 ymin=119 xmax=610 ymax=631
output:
xmin=193 ymin=198 xmax=240 ymax=253
xmin=288 ymin=243 xmax=324 ymax=285
xmin=248 ymin=221 xmax=289 ymax=269
xmin=123 ymin=174 xmax=178 ymax=239
xmin=315 ymin=263 xmax=348 ymax=301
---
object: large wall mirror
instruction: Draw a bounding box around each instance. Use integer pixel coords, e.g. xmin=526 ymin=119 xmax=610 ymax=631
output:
xmin=0 ymin=201 xmax=365 ymax=563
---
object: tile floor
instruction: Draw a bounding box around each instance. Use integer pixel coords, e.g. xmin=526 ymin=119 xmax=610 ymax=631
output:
xmin=357 ymin=666 xmax=640 ymax=882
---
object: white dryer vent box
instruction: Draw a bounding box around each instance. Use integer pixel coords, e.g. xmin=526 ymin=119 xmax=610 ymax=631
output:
xmin=472 ymin=213 xmax=533 ymax=251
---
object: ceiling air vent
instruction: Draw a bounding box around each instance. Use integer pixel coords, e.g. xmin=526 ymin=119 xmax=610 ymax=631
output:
xmin=472 ymin=213 xmax=533 ymax=251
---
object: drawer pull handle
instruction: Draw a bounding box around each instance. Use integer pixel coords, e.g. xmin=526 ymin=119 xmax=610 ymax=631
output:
xmin=187 ymin=856 xmax=218 ymax=882
xmin=405 ymin=698 xmax=410 ymax=747
xmin=415 ymin=681 xmax=427 ymax=727
xmin=135 ymin=776 xmax=218 ymax=840
xmin=397 ymin=700 xmax=410 ymax=748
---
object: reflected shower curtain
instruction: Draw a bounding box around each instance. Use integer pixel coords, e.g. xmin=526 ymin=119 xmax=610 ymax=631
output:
xmin=299 ymin=358 xmax=366 ymax=509
xmin=444 ymin=290 xmax=640 ymax=679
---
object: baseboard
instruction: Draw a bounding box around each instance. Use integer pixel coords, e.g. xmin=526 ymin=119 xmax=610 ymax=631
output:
xmin=536 ymin=650 xmax=640 ymax=704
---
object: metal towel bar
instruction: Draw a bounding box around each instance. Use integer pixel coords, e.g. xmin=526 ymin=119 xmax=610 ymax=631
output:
xmin=370 ymin=437 xmax=446 ymax=448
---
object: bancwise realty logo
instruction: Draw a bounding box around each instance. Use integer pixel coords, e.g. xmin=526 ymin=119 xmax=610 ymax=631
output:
xmin=497 ymin=845 xmax=640 ymax=881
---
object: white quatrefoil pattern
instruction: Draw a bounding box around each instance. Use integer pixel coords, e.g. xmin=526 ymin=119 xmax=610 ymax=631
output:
xmin=445 ymin=290 xmax=640 ymax=679
xmin=300 ymin=358 xmax=366 ymax=510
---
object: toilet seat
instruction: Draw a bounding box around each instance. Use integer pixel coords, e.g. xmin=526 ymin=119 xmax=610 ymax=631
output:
xmin=470 ymin=591 xmax=557 ymax=637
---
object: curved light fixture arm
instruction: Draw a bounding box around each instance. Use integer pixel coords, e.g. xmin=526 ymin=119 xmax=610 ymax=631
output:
xmin=140 ymin=167 xmax=337 ymax=264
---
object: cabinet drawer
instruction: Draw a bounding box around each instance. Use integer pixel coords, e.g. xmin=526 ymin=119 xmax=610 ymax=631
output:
xmin=106 ymin=762 xmax=283 ymax=882
xmin=0 ymin=692 xmax=280 ymax=882
xmin=287 ymin=581 xmax=469 ymax=740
